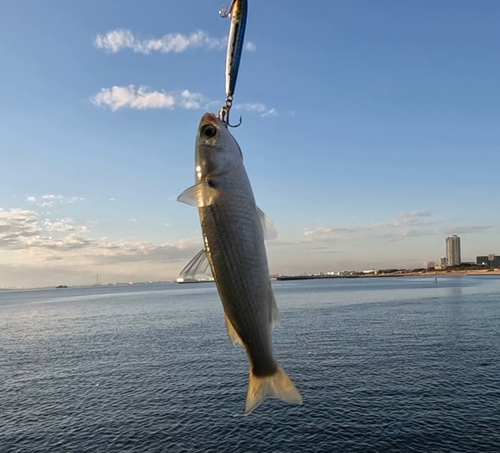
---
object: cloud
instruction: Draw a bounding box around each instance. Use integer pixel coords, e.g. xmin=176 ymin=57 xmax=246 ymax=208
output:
xmin=91 ymin=86 xmax=209 ymax=111
xmin=443 ymin=225 xmax=494 ymax=235
xmin=244 ymin=42 xmax=257 ymax=52
xmin=0 ymin=208 xmax=201 ymax=270
xmin=302 ymin=211 xmax=500 ymax=247
xmin=304 ymin=227 xmax=358 ymax=238
xmin=0 ymin=209 xmax=40 ymax=247
xmin=94 ymin=29 xmax=225 ymax=54
xmin=261 ymin=108 xmax=278 ymax=117
xmin=234 ymin=103 xmax=278 ymax=117
xmin=94 ymin=29 xmax=257 ymax=55
xmin=178 ymin=90 xmax=206 ymax=110
xmin=88 ymin=239 xmax=200 ymax=265
xmin=1 ymin=210 xmax=91 ymax=251
xmin=303 ymin=211 xmax=443 ymax=243
xmin=401 ymin=211 xmax=431 ymax=218
xmin=92 ymin=85 xmax=276 ymax=116
xmin=41 ymin=194 xmax=63 ymax=201
xmin=42 ymin=218 xmax=89 ymax=234
xmin=0 ymin=208 xmax=215 ymax=287
xmin=26 ymin=194 xmax=85 ymax=207
xmin=92 ymin=85 xmax=177 ymax=111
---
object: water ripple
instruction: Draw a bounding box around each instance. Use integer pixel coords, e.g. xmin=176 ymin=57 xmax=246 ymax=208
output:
xmin=1 ymin=278 xmax=500 ymax=452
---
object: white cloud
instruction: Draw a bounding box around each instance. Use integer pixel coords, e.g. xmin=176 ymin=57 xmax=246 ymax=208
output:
xmin=444 ymin=226 xmax=494 ymax=234
xmin=0 ymin=208 xmax=39 ymax=246
xmin=91 ymin=85 xmax=209 ymax=112
xmin=41 ymin=194 xmax=63 ymax=201
xmin=178 ymin=90 xmax=206 ymax=110
xmin=26 ymin=194 xmax=85 ymax=207
xmin=235 ymin=103 xmax=266 ymax=113
xmin=92 ymin=85 xmax=176 ymax=111
xmin=92 ymin=85 xmax=277 ymax=116
xmin=94 ymin=29 xmax=257 ymax=55
xmin=42 ymin=218 xmax=89 ymax=234
xmin=303 ymin=212 xmax=443 ymax=243
xmin=304 ymin=227 xmax=357 ymax=237
xmin=0 ymin=208 xmax=201 ymax=272
xmin=401 ymin=211 xmax=432 ymax=218
xmin=261 ymin=108 xmax=278 ymax=117
xmin=244 ymin=42 xmax=257 ymax=52
xmin=94 ymin=29 xmax=222 ymax=54
xmin=67 ymin=197 xmax=85 ymax=204
xmin=234 ymin=103 xmax=278 ymax=117
xmin=94 ymin=29 xmax=135 ymax=53
xmin=302 ymin=212 xmax=499 ymax=245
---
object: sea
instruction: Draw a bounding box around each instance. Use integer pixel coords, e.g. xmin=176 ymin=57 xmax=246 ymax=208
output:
xmin=1 ymin=276 xmax=499 ymax=453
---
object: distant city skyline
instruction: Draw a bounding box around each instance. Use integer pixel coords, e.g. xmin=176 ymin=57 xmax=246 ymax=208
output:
xmin=1 ymin=1 xmax=500 ymax=288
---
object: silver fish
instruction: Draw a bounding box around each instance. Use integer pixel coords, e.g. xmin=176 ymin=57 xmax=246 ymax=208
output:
xmin=178 ymin=113 xmax=302 ymax=414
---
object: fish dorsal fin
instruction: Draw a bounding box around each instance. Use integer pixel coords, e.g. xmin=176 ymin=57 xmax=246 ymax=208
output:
xmin=225 ymin=315 xmax=243 ymax=347
xmin=179 ymin=249 xmax=212 ymax=279
xmin=257 ymin=207 xmax=278 ymax=240
xmin=177 ymin=181 xmax=216 ymax=207
xmin=271 ymin=295 xmax=280 ymax=328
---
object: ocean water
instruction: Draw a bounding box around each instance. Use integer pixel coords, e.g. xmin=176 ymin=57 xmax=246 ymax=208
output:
xmin=1 ymin=277 xmax=500 ymax=453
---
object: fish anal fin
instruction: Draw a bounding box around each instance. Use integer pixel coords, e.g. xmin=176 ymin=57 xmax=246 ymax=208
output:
xmin=245 ymin=366 xmax=302 ymax=414
xmin=225 ymin=315 xmax=243 ymax=347
xmin=179 ymin=249 xmax=212 ymax=280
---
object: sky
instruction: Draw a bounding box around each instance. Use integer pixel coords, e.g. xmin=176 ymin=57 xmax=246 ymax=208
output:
xmin=1 ymin=0 xmax=499 ymax=288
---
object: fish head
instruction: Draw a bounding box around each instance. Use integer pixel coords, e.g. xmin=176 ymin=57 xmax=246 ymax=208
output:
xmin=195 ymin=113 xmax=243 ymax=181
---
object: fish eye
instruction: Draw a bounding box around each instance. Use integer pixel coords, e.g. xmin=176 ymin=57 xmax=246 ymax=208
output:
xmin=201 ymin=125 xmax=217 ymax=139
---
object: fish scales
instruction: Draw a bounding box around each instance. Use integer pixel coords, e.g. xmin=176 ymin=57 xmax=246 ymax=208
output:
xmin=200 ymin=166 xmax=276 ymax=374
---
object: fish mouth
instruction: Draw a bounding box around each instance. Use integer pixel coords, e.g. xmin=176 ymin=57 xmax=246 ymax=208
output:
xmin=199 ymin=112 xmax=222 ymax=128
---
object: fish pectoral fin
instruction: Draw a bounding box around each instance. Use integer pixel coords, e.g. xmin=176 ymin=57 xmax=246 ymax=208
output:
xmin=179 ymin=249 xmax=212 ymax=279
xmin=225 ymin=315 xmax=243 ymax=347
xmin=245 ymin=366 xmax=302 ymax=415
xmin=177 ymin=182 xmax=215 ymax=207
xmin=257 ymin=207 xmax=278 ymax=240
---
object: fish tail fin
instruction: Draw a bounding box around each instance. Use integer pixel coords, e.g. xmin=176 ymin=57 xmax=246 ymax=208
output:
xmin=245 ymin=366 xmax=302 ymax=414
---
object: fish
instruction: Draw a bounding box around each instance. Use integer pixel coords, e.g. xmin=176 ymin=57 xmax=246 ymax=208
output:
xmin=177 ymin=113 xmax=302 ymax=414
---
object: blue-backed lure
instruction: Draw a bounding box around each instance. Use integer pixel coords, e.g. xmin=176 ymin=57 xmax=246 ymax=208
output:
xmin=219 ymin=0 xmax=248 ymax=127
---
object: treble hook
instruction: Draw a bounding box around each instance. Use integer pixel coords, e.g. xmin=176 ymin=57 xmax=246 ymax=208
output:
xmin=219 ymin=96 xmax=243 ymax=128
xmin=225 ymin=111 xmax=243 ymax=128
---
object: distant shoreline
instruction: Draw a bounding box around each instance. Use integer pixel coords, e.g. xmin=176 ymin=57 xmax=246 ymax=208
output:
xmin=2 ymin=270 xmax=498 ymax=291
xmin=274 ymin=270 xmax=500 ymax=281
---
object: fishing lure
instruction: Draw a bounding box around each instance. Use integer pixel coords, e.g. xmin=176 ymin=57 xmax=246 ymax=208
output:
xmin=219 ymin=0 xmax=248 ymax=127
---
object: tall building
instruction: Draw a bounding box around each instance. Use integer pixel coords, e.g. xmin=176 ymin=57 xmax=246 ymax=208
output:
xmin=446 ymin=235 xmax=461 ymax=266
xmin=440 ymin=257 xmax=448 ymax=267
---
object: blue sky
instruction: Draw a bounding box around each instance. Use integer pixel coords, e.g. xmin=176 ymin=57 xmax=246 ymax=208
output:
xmin=1 ymin=0 xmax=499 ymax=287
